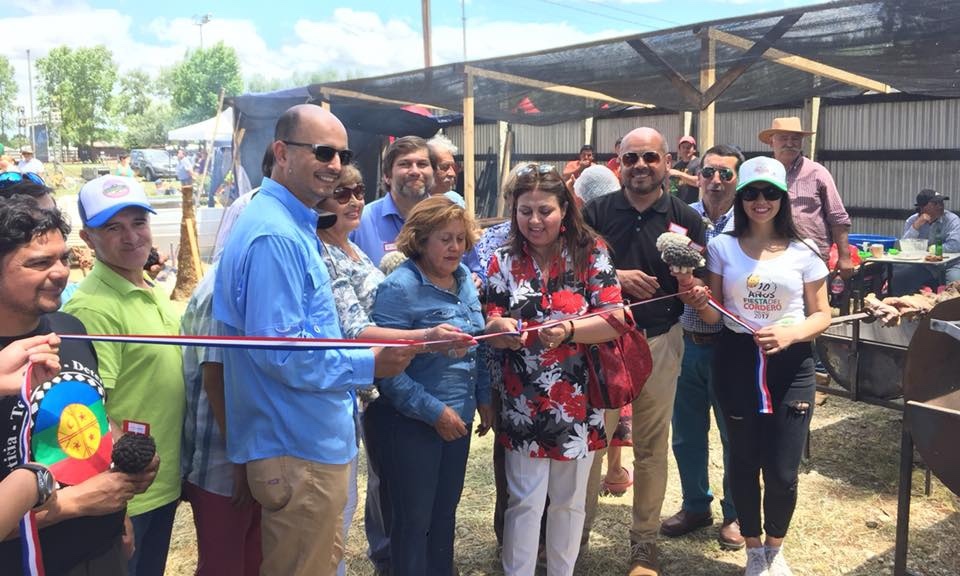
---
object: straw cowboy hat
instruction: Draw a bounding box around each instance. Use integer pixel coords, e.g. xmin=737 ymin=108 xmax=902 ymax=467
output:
xmin=758 ymin=117 xmax=815 ymax=145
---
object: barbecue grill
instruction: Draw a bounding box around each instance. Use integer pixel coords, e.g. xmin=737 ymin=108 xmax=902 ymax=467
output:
xmin=893 ymin=298 xmax=960 ymax=576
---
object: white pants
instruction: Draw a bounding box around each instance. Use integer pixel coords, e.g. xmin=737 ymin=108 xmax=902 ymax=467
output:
xmin=502 ymin=450 xmax=595 ymax=576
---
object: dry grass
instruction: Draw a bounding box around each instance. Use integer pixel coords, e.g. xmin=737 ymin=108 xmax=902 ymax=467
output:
xmin=164 ymin=393 xmax=960 ymax=575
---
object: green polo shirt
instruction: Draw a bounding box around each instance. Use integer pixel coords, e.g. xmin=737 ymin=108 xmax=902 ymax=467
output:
xmin=64 ymin=263 xmax=184 ymax=516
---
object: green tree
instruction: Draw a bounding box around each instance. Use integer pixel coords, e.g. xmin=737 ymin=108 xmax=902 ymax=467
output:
xmin=122 ymin=101 xmax=176 ymax=148
xmin=0 ymin=56 xmax=17 ymax=139
xmin=36 ymin=45 xmax=117 ymax=149
xmin=168 ymin=42 xmax=242 ymax=125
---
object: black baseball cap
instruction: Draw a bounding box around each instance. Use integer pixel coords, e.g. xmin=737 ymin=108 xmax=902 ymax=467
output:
xmin=916 ymin=189 xmax=949 ymax=207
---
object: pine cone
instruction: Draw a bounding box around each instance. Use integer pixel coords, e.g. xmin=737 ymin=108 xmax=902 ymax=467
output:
xmin=112 ymin=434 xmax=156 ymax=474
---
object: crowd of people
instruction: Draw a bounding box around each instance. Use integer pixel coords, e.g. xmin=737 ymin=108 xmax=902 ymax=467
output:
xmin=0 ymin=104 xmax=953 ymax=576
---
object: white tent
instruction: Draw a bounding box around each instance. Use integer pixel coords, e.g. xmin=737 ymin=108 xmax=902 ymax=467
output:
xmin=167 ymin=107 xmax=234 ymax=144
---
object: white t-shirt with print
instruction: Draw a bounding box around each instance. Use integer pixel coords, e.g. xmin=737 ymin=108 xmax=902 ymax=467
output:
xmin=706 ymin=234 xmax=828 ymax=333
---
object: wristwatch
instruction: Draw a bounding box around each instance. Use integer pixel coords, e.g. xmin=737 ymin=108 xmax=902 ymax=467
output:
xmin=13 ymin=463 xmax=56 ymax=508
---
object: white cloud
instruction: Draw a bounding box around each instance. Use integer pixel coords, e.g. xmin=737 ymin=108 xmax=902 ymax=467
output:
xmin=0 ymin=5 xmax=629 ymax=117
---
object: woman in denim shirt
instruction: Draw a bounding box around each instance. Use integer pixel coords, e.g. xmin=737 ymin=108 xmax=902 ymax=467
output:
xmin=372 ymin=196 xmax=492 ymax=576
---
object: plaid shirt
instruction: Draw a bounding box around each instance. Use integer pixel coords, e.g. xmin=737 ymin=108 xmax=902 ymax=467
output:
xmin=785 ymin=155 xmax=851 ymax=255
xmin=180 ymin=269 xmax=233 ymax=496
xmin=680 ymin=201 xmax=734 ymax=334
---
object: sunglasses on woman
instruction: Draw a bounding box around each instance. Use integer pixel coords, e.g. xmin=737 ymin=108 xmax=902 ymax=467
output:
xmin=0 ymin=171 xmax=45 ymax=189
xmin=282 ymin=141 xmax=353 ymax=165
xmin=700 ymin=167 xmax=736 ymax=182
xmin=740 ymin=186 xmax=784 ymax=202
xmin=331 ymin=183 xmax=365 ymax=204
xmin=619 ymin=151 xmax=661 ymax=167
xmin=517 ymin=163 xmax=559 ymax=178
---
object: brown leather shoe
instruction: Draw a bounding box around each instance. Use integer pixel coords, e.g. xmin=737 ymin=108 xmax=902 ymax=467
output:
xmin=628 ymin=541 xmax=660 ymax=576
xmin=718 ymin=518 xmax=746 ymax=550
xmin=659 ymin=509 xmax=713 ymax=537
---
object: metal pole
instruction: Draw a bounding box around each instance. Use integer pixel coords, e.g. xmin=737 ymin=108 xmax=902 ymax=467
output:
xmin=461 ymin=0 xmax=468 ymax=62
xmin=27 ymin=49 xmax=35 ymax=152
xmin=893 ymin=421 xmax=914 ymax=576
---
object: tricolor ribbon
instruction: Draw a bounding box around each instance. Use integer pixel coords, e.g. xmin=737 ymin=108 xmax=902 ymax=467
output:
xmin=19 ymin=364 xmax=45 ymax=576
xmin=706 ymin=296 xmax=774 ymax=414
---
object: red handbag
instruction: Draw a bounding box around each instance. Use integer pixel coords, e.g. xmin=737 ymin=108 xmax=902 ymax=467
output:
xmin=584 ymin=309 xmax=653 ymax=409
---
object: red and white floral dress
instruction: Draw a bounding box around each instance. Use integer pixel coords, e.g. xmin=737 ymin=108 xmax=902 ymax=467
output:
xmin=485 ymin=240 xmax=622 ymax=461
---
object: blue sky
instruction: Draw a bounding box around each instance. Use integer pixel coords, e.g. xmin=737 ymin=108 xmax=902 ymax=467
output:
xmin=2 ymin=0 xmax=825 ymax=109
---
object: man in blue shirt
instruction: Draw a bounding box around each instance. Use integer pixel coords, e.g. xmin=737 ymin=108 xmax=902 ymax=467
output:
xmin=352 ymin=135 xmax=436 ymax=267
xmin=895 ymin=189 xmax=960 ymax=293
xmin=213 ymin=104 xmax=414 ymax=576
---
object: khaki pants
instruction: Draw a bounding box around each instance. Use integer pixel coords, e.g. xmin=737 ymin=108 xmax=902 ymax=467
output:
xmin=582 ymin=324 xmax=684 ymax=546
xmin=247 ymin=456 xmax=350 ymax=576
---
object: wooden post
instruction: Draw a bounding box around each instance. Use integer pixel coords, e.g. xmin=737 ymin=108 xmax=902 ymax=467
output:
xmin=497 ymin=125 xmax=513 ymax=218
xmin=463 ymin=71 xmax=475 ymax=215
xmin=421 ymin=0 xmax=432 ymax=68
xmin=803 ymin=96 xmax=821 ymax=161
xmin=698 ymin=31 xmax=716 ymax=151
xmin=584 ymin=116 xmax=594 ymax=148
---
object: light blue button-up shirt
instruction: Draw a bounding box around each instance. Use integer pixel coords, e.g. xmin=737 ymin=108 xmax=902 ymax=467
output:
xmin=213 ymin=178 xmax=375 ymax=465
xmin=372 ymin=260 xmax=490 ymax=425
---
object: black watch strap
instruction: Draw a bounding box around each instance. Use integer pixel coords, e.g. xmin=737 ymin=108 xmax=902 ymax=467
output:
xmin=13 ymin=463 xmax=56 ymax=508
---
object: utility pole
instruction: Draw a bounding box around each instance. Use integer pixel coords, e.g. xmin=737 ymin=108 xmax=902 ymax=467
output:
xmin=26 ymin=49 xmax=35 ymax=152
xmin=461 ymin=0 xmax=468 ymax=62
xmin=421 ymin=0 xmax=432 ymax=68
xmin=195 ymin=13 xmax=212 ymax=50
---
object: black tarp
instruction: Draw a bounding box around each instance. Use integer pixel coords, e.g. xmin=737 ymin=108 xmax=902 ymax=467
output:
xmin=314 ymin=0 xmax=960 ymax=125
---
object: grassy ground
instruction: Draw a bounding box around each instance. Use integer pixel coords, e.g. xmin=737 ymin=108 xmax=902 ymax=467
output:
xmin=162 ymin=393 xmax=959 ymax=576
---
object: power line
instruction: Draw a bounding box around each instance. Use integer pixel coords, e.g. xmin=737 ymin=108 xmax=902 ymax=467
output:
xmin=582 ymin=0 xmax=685 ymax=28
xmin=530 ymin=0 xmax=680 ymax=30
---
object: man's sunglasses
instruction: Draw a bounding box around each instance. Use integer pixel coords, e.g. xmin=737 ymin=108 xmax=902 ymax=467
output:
xmin=282 ymin=141 xmax=353 ymax=165
xmin=700 ymin=167 xmax=735 ymax=182
xmin=0 ymin=171 xmax=45 ymax=189
xmin=331 ymin=183 xmax=365 ymax=204
xmin=517 ymin=163 xmax=559 ymax=178
xmin=740 ymin=186 xmax=784 ymax=202
xmin=620 ymin=151 xmax=662 ymax=167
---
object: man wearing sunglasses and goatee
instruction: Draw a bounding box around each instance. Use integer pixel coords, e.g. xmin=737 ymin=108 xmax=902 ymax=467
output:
xmin=213 ymin=104 xmax=415 ymax=576
xmin=581 ymin=127 xmax=706 ymax=576
xmin=660 ymin=145 xmax=745 ymax=551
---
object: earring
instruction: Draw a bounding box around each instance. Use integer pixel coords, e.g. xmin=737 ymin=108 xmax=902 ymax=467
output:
xmin=560 ymin=224 xmax=567 ymax=233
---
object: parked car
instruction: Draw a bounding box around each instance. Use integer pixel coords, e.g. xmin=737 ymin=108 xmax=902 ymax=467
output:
xmin=130 ymin=149 xmax=177 ymax=181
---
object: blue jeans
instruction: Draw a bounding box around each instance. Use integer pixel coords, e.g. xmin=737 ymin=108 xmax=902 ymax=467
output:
xmin=362 ymin=399 xmax=393 ymax=573
xmin=671 ymin=335 xmax=736 ymax=520
xmin=383 ymin=403 xmax=471 ymax=576
xmin=128 ymin=499 xmax=178 ymax=576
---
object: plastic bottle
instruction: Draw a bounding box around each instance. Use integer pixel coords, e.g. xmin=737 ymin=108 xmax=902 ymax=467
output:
xmin=830 ymin=274 xmax=845 ymax=295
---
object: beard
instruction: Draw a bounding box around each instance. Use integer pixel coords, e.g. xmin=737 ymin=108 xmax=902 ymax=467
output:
xmin=394 ymin=175 xmax=434 ymax=201
xmin=622 ymin=166 xmax=666 ymax=196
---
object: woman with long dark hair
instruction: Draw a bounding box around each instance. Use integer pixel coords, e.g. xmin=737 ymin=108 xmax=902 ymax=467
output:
xmin=689 ymin=156 xmax=830 ymax=576
xmin=484 ymin=163 xmax=624 ymax=576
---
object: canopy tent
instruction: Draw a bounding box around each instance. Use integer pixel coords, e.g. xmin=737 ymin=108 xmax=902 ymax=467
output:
xmin=168 ymin=107 xmax=235 ymax=144
xmin=309 ymin=0 xmax=960 ymax=211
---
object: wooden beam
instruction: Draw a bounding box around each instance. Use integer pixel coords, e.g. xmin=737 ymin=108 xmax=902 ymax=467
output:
xmin=421 ymin=0 xmax=432 ymax=68
xmin=697 ymin=32 xmax=716 ymax=155
xmin=317 ymin=87 xmax=436 ymax=110
xmin=463 ymin=71 xmax=476 ymax=215
xmin=803 ymin=96 xmax=821 ymax=161
xmin=707 ymin=28 xmax=893 ymax=94
xmin=462 ymin=65 xmax=655 ymax=109
xmin=700 ymin=14 xmax=801 ymax=107
xmin=626 ymin=39 xmax=702 ymax=109
xmin=497 ymin=124 xmax=513 ymax=218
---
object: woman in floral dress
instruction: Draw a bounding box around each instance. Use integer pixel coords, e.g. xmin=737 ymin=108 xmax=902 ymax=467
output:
xmin=484 ymin=163 xmax=625 ymax=576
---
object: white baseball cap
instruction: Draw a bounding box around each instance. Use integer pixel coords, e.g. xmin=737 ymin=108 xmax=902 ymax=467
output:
xmin=736 ymin=156 xmax=788 ymax=193
xmin=79 ymin=175 xmax=156 ymax=228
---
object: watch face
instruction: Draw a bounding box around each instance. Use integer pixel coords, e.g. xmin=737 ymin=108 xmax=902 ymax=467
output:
xmin=35 ymin=467 xmax=55 ymax=504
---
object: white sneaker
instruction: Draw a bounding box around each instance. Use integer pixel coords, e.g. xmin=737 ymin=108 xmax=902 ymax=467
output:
xmin=745 ymin=547 xmax=770 ymax=576
xmin=765 ymin=546 xmax=794 ymax=576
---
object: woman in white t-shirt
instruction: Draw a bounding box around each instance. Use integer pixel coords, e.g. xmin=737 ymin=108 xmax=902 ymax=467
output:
xmin=688 ymin=156 xmax=830 ymax=576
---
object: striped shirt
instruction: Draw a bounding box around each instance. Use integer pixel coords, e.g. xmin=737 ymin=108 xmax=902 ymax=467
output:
xmin=680 ymin=201 xmax=734 ymax=334
xmin=785 ymin=155 xmax=851 ymax=255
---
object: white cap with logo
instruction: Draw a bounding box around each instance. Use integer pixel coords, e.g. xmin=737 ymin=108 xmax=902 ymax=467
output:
xmin=78 ymin=176 xmax=156 ymax=228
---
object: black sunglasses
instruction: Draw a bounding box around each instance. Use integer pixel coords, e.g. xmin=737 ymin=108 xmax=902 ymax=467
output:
xmin=740 ymin=186 xmax=784 ymax=202
xmin=700 ymin=167 xmax=735 ymax=182
xmin=517 ymin=163 xmax=559 ymax=178
xmin=0 ymin=171 xmax=45 ymax=189
xmin=331 ymin=183 xmax=365 ymax=204
xmin=282 ymin=141 xmax=353 ymax=165
xmin=620 ymin=151 xmax=662 ymax=167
